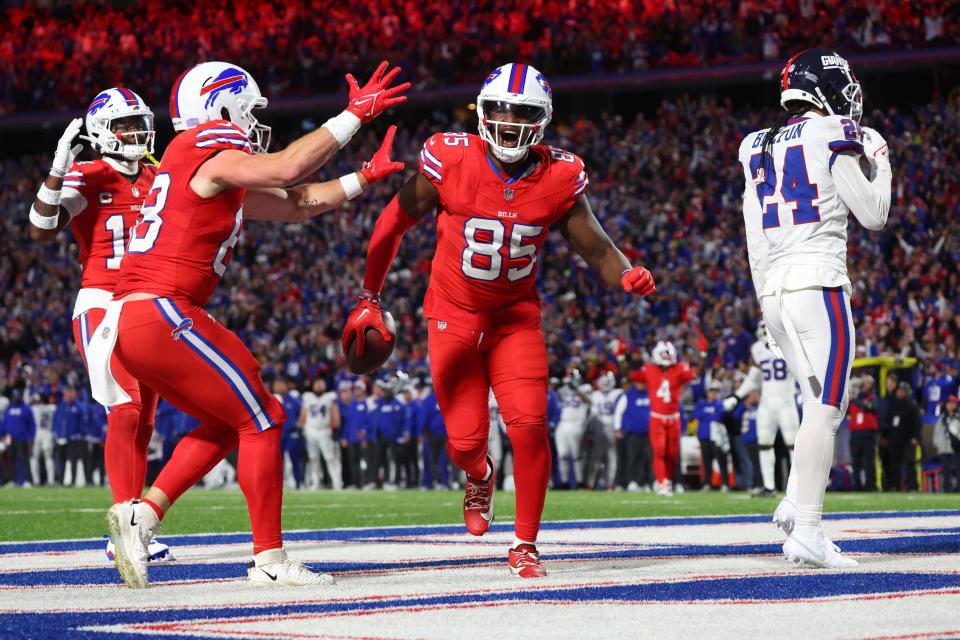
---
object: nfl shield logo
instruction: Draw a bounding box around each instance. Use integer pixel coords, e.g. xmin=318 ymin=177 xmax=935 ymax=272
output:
xmin=504 ymin=188 xmax=514 ymax=201
xmin=101 ymin=326 xmax=111 ymax=339
xmin=437 ymin=321 xmax=447 ymax=331
xmin=132 ymin=186 xmax=140 ymax=198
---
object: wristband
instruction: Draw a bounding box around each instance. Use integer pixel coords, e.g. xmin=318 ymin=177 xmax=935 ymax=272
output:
xmin=37 ymin=184 xmax=62 ymax=206
xmin=322 ymin=111 xmax=362 ymax=148
xmin=621 ymin=268 xmax=632 ymax=278
xmin=30 ymin=206 xmax=59 ymax=230
xmin=339 ymin=173 xmax=363 ymax=200
xmin=359 ymin=288 xmax=381 ymax=303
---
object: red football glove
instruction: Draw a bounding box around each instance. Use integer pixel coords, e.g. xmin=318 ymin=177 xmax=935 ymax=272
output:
xmin=621 ymin=266 xmax=656 ymax=296
xmin=361 ymin=125 xmax=404 ymax=185
xmin=345 ymin=61 xmax=411 ymax=124
xmin=341 ymin=295 xmax=394 ymax=357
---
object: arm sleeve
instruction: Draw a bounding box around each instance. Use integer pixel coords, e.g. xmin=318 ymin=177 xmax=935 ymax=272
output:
xmin=362 ymin=196 xmax=419 ymax=293
xmin=742 ymin=183 xmax=769 ymax=301
xmin=736 ymin=366 xmax=763 ymax=398
xmin=613 ymin=394 xmax=627 ymax=432
xmin=832 ymin=152 xmax=891 ymax=231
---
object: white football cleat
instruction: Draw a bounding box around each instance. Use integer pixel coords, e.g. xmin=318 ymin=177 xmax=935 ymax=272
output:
xmin=247 ymin=548 xmax=335 ymax=586
xmin=106 ymin=500 xmax=159 ymax=589
xmin=655 ymin=481 xmax=673 ymax=497
xmin=106 ymin=537 xmax=174 ymax=562
xmin=773 ymin=497 xmax=841 ymax=552
xmin=783 ymin=528 xmax=858 ymax=569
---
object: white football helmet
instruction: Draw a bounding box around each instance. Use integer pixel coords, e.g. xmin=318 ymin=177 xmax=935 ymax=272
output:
xmin=652 ymin=341 xmax=678 ymax=367
xmin=476 ymin=63 xmax=553 ymax=163
xmin=169 ymin=61 xmax=271 ymax=153
xmin=83 ymin=88 xmax=155 ymax=161
xmin=597 ymin=371 xmax=617 ymax=392
xmin=756 ymin=321 xmax=768 ymax=342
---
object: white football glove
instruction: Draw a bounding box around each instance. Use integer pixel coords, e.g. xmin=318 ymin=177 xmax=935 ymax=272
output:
xmin=49 ymin=118 xmax=84 ymax=178
xmin=860 ymin=125 xmax=890 ymax=180
xmin=722 ymin=396 xmax=740 ymax=412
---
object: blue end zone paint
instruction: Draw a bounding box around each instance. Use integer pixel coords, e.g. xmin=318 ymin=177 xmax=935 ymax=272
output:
xmin=1 ymin=572 xmax=959 ymax=640
xmin=2 ymin=510 xmax=957 ymax=556
xmin=3 ymin=532 xmax=959 ymax=588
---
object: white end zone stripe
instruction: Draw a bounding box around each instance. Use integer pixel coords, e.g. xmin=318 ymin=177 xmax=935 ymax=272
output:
xmin=422 ymin=147 xmax=443 ymax=168
xmin=156 ymin=299 xmax=272 ymax=430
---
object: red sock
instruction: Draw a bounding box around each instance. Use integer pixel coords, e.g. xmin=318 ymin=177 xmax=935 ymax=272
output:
xmin=237 ymin=426 xmax=283 ymax=554
xmin=141 ymin=497 xmax=165 ymax=520
xmin=446 ymin=440 xmax=488 ymax=481
xmin=153 ymin=422 xmax=238 ymax=505
xmin=105 ymin=404 xmax=145 ymax=503
xmin=506 ymin=421 xmax=550 ymax=542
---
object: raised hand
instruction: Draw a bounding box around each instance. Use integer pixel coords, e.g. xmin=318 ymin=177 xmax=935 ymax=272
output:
xmin=50 ymin=118 xmax=84 ymax=177
xmin=345 ymin=61 xmax=411 ymax=124
xmin=621 ymin=266 xmax=656 ymax=296
xmin=361 ymin=125 xmax=404 ymax=185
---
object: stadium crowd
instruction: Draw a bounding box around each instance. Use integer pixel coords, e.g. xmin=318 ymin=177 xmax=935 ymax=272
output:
xmin=2 ymin=0 xmax=958 ymax=114
xmin=1 ymin=90 xmax=958 ymax=493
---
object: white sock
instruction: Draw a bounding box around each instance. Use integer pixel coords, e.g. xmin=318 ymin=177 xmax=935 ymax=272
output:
xmin=512 ymin=538 xmax=535 ymax=550
xmin=759 ymin=447 xmax=775 ymax=491
xmin=786 ymin=466 xmax=797 ymax=504
xmin=793 ymin=402 xmax=840 ymax=519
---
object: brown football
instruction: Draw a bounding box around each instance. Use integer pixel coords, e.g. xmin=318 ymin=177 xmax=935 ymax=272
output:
xmin=345 ymin=310 xmax=396 ymax=375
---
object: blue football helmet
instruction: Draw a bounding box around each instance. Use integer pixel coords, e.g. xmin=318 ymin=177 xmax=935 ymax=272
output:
xmin=780 ymin=48 xmax=862 ymax=122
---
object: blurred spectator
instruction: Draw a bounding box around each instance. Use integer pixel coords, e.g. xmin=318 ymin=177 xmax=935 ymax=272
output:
xmin=933 ymin=395 xmax=960 ymax=492
xmin=694 ymin=381 xmax=730 ymax=491
xmin=738 ymin=390 xmax=763 ymax=492
xmin=52 ymin=387 xmax=87 ymax=486
xmin=2 ymin=388 xmax=35 ymax=486
xmin=881 ymin=382 xmax=922 ymax=491
xmin=848 ymin=375 xmax=880 ymax=491
xmin=614 ymin=376 xmax=652 ymax=491
xmin=29 ymin=394 xmax=56 ymax=486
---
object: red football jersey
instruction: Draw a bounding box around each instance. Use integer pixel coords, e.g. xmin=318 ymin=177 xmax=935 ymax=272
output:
xmin=62 ymin=160 xmax=157 ymax=290
xmin=113 ymin=121 xmax=251 ymax=306
xmin=418 ymin=132 xmax=588 ymax=333
xmin=633 ymin=362 xmax=697 ymax=415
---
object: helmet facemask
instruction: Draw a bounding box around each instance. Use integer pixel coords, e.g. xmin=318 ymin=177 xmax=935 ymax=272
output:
xmin=233 ymin=95 xmax=271 ymax=154
xmin=477 ymin=99 xmax=549 ymax=164
xmin=87 ymin=113 xmax=156 ymax=161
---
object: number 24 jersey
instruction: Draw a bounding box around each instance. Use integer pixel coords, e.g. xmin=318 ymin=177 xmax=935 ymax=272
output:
xmin=418 ymin=133 xmax=588 ymax=333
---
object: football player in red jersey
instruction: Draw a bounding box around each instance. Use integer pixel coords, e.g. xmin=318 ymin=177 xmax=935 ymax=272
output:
xmin=342 ymin=63 xmax=656 ymax=578
xmin=629 ymin=341 xmax=700 ymax=496
xmin=87 ymin=60 xmax=408 ymax=588
xmin=29 ymin=89 xmax=167 ymax=519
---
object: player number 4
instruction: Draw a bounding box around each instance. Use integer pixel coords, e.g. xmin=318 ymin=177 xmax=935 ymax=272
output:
xmin=656 ymin=379 xmax=672 ymax=404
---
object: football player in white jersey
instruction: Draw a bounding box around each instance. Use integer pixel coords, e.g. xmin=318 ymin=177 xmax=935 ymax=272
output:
xmin=737 ymin=48 xmax=890 ymax=568
xmin=590 ymin=372 xmax=624 ymax=489
xmin=298 ymin=379 xmax=342 ymax=490
xmin=729 ymin=321 xmax=800 ymax=497
xmin=555 ymin=369 xmax=592 ymax=488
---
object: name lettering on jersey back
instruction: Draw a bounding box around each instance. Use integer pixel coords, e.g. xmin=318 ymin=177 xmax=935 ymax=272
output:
xmin=751 ymin=121 xmax=806 ymax=148
xmin=497 ymin=211 xmax=518 ymax=219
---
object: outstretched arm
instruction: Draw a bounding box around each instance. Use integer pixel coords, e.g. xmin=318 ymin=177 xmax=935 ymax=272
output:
xmin=558 ymin=196 xmax=655 ymax=296
xmin=341 ymin=172 xmax=438 ymax=356
xmin=30 ymin=118 xmax=86 ymax=242
xmin=244 ymin=126 xmax=404 ymax=222
xmin=192 ymin=61 xmax=410 ymax=195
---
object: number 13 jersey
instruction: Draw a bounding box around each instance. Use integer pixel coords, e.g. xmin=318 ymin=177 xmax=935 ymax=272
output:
xmin=738 ymin=113 xmax=864 ymax=297
xmin=418 ymin=132 xmax=588 ymax=333
xmin=113 ymin=120 xmax=251 ymax=307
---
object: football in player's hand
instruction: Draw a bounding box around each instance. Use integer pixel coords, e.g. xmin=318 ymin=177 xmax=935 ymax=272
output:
xmin=345 ymin=310 xmax=396 ymax=375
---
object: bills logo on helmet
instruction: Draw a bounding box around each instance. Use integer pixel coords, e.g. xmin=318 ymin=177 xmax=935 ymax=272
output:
xmin=483 ymin=68 xmax=502 ymax=87
xmin=201 ymin=68 xmax=249 ymax=109
xmin=87 ymin=92 xmax=111 ymax=115
xmin=535 ymin=73 xmax=552 ymax=98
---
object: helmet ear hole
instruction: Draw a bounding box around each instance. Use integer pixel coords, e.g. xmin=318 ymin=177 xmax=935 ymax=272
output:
xmin=220 ymin=107 xmax=230 ymax=121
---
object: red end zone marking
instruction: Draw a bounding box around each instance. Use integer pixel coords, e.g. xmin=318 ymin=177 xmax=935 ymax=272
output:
xmin=859 ymin=631 xmax=960 ymax=640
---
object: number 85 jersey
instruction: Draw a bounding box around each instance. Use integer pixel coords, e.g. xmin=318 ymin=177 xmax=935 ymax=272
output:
xmin=738 ymin=113 xmax=864 ymax=297
xmin=114 ymin=121 xmax=250 ymax=307
xmin=418 ymin=132 xmax=588 ymax=333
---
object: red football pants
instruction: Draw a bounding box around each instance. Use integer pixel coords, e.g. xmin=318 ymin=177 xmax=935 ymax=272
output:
xmin=74 ymin=307 xmax=158 ymax=503
xmin=427 ymin=319 xmax=551 ymax=542
xmin=114 ymin=297 xmax=286 ymax=554
xmin=649 ymin=415 xmax=681 ymax=484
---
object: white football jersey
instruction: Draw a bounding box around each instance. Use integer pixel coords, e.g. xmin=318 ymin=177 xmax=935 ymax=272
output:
xmin=591 ymin=389 xmax=623 ymax=426
xmin=559 ymin=384 xmax=591 ymax=426
xmin=738 ymin=112 xmax=866 ymax=297
xmin=301 ymin=391 xmax=338 ymax=433
xmin=32 ymin=403 xmax=56 ymax=433
xmin=750 ymin=340 xmax=797 ymax=401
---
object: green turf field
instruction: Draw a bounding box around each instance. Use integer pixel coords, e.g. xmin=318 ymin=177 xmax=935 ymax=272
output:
xmin=0 ymin=487 xmax=956 ymax=542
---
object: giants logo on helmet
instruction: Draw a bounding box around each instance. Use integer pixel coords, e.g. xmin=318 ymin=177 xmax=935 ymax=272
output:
xmin=201 ymin=68 xmax=249 ymax=109
xmin=820 ymin=54 xmax=849 ymax=70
